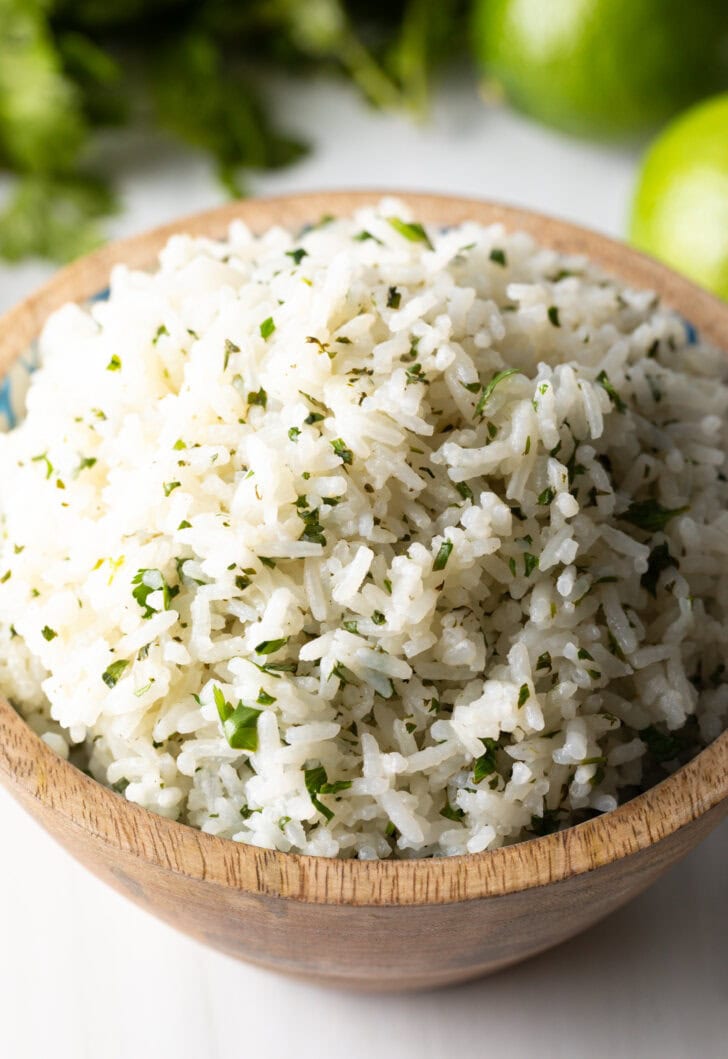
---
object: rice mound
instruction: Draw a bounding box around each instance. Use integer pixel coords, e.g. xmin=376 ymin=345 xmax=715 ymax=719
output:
xmin=0 ymin=199 xmax=726 ymax=860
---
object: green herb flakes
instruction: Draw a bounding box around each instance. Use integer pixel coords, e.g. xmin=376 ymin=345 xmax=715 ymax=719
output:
xmin=473 ymin=738 xmax=499 ymax=783
xmin=132 ymin=568 xmax=178 ymax=619
xmin=489 ymin=248 xmax=507 ymax=266
xmin=517 ymin=684 xmax=530 ymax=708
xmin=621 ymin=500 xmax=688 ymax=533
xmin=304 ymin=764 xmax=351 ymax=822
xmin=41 ymin=625 xmax=57 ymax=642
xmin=547 ymin=306 xmax=561 ymax=327
xmin=387 ymin=216 xmax=433 ymax=250
xmin=331 ymin=438 xmax=353 ymax=465
xmin=106 ymin=355 xmax=122 ymax=371
xmin=214 ymin=686 xmax=261 ymax=751
xmin=474 ymin=368 xmax=521 ymax=418
xmin=387 ymin=285 xmax=401 ymax=309
xmin=102 ymin=659 xmax=129 ymax=688
xmin=255 ymin=637 xmax=289 ymax=655
xmin=433 ymin=540 xmax=453 ymax=571
xmin=259 ymin=316 xmax=275 ymax=340
xmin=596 ymin=370 xmax=627 ymax=413
xmin=286 ymin=248 xmax=308 ymax=265
xmin=641 ymin=542 xmax=678 ymax=597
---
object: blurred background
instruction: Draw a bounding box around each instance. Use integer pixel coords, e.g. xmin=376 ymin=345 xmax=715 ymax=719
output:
xmin=1 ymin=3 xmax=727 ymax=1057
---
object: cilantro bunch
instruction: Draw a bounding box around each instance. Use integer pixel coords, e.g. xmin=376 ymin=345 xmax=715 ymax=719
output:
xmin=0 ymin=0 xmax=466 ymax=262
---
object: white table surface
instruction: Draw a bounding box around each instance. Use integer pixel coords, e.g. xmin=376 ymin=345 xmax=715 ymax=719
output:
xmin=0 ymin=76 xmax=725 ymax=1059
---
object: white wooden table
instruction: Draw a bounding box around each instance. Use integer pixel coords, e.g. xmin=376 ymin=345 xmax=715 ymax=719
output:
xmin=1 ymin=76 xmax=725 ymax=1059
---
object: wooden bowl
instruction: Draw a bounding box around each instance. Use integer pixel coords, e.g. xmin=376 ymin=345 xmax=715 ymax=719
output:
xmin=1 ymin=192 xmax=726 ymax=991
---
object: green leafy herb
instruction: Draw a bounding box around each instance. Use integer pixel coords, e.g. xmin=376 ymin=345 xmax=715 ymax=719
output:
xmin=213 ymin=686 xmax=261 ymax=751
xmin=489 ymin=248 xmax=507 ymax=266
xmin=259 ymin=316 xmax=275 ymax=340
xmin=248 ymin=388 xmax=268 ymax=409
xmin=387 ymin=216 xmax=433 ymax=249
xmin=153 ymin=324 xmax=169 ymax=344
xmin=106 ymin=355 xmax=122 ymax=372
xmin=387 ymin=285 xmax=401 ymax=309
xmin=596 ymin=370 xmax=627 ymax=413
xmin=474 ymin=368 xmax=521 ymax=418
xmin=456 ymin=481 xmax=474 ymax=501
xmin=473 ymin=738 xmax=499 ymax=783
xmin=131 ymin=568 xmax=179 ymax=619
xmin=536 ymin=651 xmax=552 ymax=671
xmin=621 ymin=500 xmax=689 ymax=533
xmin=102 ymin=659 xmax=129 ymax=688
xmin=41 ymin=625 xmax=57 ymax=642
xmin=288 ymin=426 xmax=301 ymax=442
xmin=440 ymin=800 xmax=464 ymax=822
xmin=256 ymin=689 xmax=276 ymax=706
xmin=177 ymin=520 xmax=191 ymax=530
xmin=547 ymin=305 xmax=560 ymax=327
xmin=32 ymin=452 xmax=54 ymax=479
xmin=330 ymin=438 xmax=353 ymax=465
xmin=286 ymin=248 xmax=308 ymax=265
xmin=538 ymin=486 xmax=555 ymax=506
xmin=524 ymin=553 xmax=539 ymax=577
xmin=163 ymin=481 xmax=181 ymax=497
xmin=433 ymin=540 xmax=453 ymax=571
xmin=255 ymin=637 xmax=289 ymax=655
xmin=517 ymin=684 xmax=530 ymax=708
xmin=304 ymin=764 xmax=351 ymax=822
xmin=371 ymin=610 xmax=386 ymax=625
xmin=224 ymin=338 xmax=240 ymax=370
xmin=641 ymin=542 xmax=678 ymax=597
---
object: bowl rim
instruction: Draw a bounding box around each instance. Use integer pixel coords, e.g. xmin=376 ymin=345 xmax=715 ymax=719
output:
xmin=0 ymin=189 xmax=727 ymax=907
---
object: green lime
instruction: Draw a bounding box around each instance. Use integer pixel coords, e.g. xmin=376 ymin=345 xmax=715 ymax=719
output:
xmin=472 ymin=0 xmax=728 ymax=139
xmin=630 ymin=94 xmax=728 ymax=299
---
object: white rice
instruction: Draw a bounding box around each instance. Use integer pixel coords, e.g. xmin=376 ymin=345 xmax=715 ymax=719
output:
xmin=1 ymin=198 xmax=726 ymax=859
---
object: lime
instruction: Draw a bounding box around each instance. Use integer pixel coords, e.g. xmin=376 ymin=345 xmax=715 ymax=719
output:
xmin=472 ymin=0 xmax=728 ymax=139
xmin=629 ymin=94 xmax=728 ymax=299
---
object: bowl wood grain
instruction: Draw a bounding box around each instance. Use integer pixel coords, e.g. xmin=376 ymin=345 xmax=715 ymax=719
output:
xmin=1 ymin=192 xmax=726 ymax=990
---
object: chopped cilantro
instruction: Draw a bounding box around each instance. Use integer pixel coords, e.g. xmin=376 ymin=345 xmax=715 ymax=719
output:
xmin=474 ymin=368 xmax=521 ymax=418
xmin=256 ymin=688 xmax=276 ymax=706
xmin=248 ymin=387 xmax=267 ymax=409
xmin=386 ymin=286 xmax=401 ymax=309
xmin=102 ymin=659 xmax=129 ymax=688
xmin=596 ymin=370 xmax=627 ymax=413
xmin=41 ymin=625 xmax=57 ymax=642
xmin=641 ymin=542 xmax=678 ymax=597
xmin=131 ymin=568 xmax=178 ymax=619
xmin=259 ymin=316 xmax=275 ymax=340
xmin=288 ymin=426 xmax=301 ymax=442
xmin=547 ymin=306 xmax=560 ymax=327
xmin=304 ymin=764 xmax=351 ymax=821
xmin=433 ymin=540 xmax=453 ymax=571
xmin=621 ymin=500 xmax=689 ymax=533
xmin=387 ymin=216 xmax=433 ymax=249
xmin=489 ymin=248 xmax=507 ymax=266
xmin=440 ymin=800 xmax=464 ymax=822
xmin=524 ymin=553 xmax=539 ymax=577
xmin=473 ymin=738 xmax=499 ymax=783
xmin=330 ymin=438 xmax=353 ymax=465
xmin=106 ymin=355 xmax=121 ymax=371
xmin=255 ymin=637 xmax=289 ymax=655
xmin=163 ymin=480 xmax=181 ymax=497
xmin=223 ymin=338 xmax=240 ymax=370
xmin=213 ymin=686 xmax=261 ymax=751
xmin=517 ymin=684 xmax=530 ymax=707
xmin=286 ymin=247 xmax=308 ymax=265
